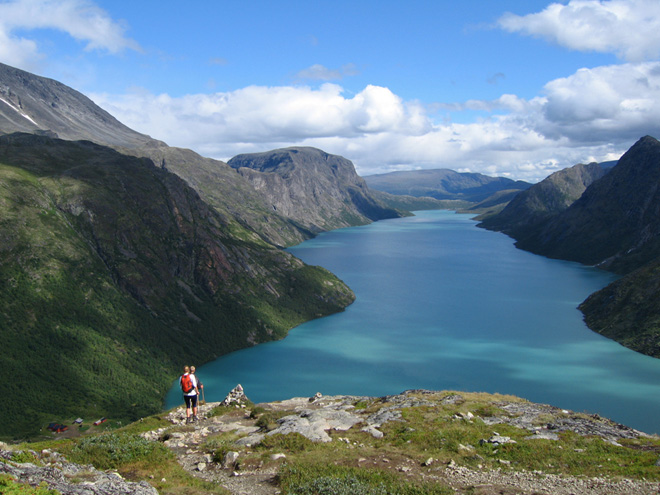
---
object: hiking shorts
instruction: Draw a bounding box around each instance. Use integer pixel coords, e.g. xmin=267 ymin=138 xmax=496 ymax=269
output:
xmin=184 ymin=395 xmax=198 ymax=409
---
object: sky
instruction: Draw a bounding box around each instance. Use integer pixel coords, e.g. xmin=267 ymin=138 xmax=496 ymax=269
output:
xmin=2 ymin=0 xmax=660 ymax=182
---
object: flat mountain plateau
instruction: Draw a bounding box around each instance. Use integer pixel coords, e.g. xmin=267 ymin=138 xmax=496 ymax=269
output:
xmin=3 ymin=388 xmax=660 ymax=495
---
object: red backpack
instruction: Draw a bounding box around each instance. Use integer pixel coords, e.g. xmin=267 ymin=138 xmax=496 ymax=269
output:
xmin=180 ymin=374 xmax=194 ymax=393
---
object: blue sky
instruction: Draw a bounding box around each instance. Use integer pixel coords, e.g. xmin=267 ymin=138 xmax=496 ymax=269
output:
xmin=2 ymin=0 xmax=660 ymax=181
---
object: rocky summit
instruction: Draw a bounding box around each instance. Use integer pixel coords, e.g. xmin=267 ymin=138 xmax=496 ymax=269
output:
xmin=4 ymin=388 xmax=660 ymax=495
xmin=228 ymin=147 xmax=401 ymax=235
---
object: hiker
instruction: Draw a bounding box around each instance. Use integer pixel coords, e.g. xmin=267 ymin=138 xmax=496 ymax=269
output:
xmin=190 ymin=366 xmax=203 ymax=392
xmin=191 ymin=366 xmax=204 ymax=405
xmin=179 ymin=365 xmax=199 ymax=423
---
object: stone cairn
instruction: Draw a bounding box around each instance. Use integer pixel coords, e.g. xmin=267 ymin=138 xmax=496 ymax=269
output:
xmin=220 ymin=384 xmax=250 ymax=407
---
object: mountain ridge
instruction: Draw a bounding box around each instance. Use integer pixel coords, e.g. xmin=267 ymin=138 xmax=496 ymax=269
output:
xmin=364 ymin=168 xmax=531 ymax=203
xmin=481 ymin=135 xmax=660 ymax=357
xmin=228 ymin=147 xmax=401 ymax=234
xmin=0 ymin=62 xmax=378 ymax=438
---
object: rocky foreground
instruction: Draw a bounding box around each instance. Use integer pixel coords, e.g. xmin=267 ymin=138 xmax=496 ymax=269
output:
xmin=2 ymin=388 xmax=660 ymax=495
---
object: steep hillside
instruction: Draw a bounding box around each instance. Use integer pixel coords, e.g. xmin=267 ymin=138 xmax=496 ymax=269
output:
xmin=0 ymin=133 xmax=354 ymax=438
xmin=364 ymin=168 xmax=530 ymax=202
xmin=0 ymin=62 xmax=394 ymax=247
xmin=514 ymin=136 xmax=660 ymax=274
xmin=478 ymin=162 xmax=609 ymax=238
xmin=0 ymin=62 xmax=156 ymax=148
xmin=480 ymin=136 xmax=660 ymax=358
xmin=580 ymin=259 xmax=660 ymax=357
xmin=228 ymin=147 xmax=401 ymax=234
xmin=135 ymin=145 xmax=312 ymax=247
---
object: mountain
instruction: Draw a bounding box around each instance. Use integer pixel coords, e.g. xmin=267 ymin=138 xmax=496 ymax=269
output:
xmin=228 ymin=147 xmax=402 ymax=234
xmin=0 ymin=63 xmax=392 ymax=437
xmin=512 ymin=136 xmax=660 ymax=274
xmin=364 ymin=168 xmax=531 ymax=202
xmin=0 ymin=63 xmax=156 ymax=148
xmin=481 ymin=136 xmax=660 ymax=358
xmin=478 ymin=161 xmax=610 ymax=239
xmin=0 ymin=62 xmax=402 ymax=248
xmin=0 ymin=132 xmax=354 ymax=438
xmin=579 ymin=258 xmax=660 ymax=357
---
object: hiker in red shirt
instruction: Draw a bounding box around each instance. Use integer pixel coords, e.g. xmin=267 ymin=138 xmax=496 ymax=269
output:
xmin=179 ymin=365 xmax=199 ymax=423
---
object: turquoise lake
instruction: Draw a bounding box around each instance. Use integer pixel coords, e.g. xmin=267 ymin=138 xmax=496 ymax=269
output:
xmin=166 ymin=210 xmax=660 ymax=434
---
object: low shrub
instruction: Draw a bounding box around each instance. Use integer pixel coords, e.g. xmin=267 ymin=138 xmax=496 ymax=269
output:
xmin=257 ymin=433 xmax=314 ymax=453
xmin=286 ymin=475 xmax=387 ymax=495
xmin=10 ymin=450 xmax=38 ymax=464
xmin=280 ymin=464 xmax=452 ymax=495
xmin=0 ymin=474 xmax=59 ymax=495
xmin=70 ymin=432 xmax=170 ymax=469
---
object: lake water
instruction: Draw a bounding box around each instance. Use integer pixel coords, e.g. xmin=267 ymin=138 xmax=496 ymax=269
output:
xmin=166 ymin=210 xmax=660 ymax=434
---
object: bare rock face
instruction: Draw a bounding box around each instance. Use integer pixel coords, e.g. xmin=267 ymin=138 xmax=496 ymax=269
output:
xmin=0 ymin=62 xmax=158 ymax=148
xmin=228 ymin=147 xmax=402 ymax=234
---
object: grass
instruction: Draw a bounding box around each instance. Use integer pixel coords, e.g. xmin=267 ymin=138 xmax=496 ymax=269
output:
xmin=44 ymin=412 xmax=230 ymax=495
xmin=0 ymin=474 xmax=60 ymax=495
xmin=196 ymin=390 xmax=660 ymax=493
xmin=279 ymin=462 xmax=453 ymax=495
xmin=11 ymin=390 xmax=660 ymax=495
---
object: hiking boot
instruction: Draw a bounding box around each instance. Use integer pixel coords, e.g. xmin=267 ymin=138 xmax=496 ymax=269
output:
xmin=193 ymin=415 xmax=198 ymax=422
xmin=185 ymin=417 xmax=191 ymax=424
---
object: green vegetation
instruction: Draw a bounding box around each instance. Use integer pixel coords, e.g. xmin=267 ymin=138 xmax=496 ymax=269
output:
xmin=196 ymin=391 xmax=660 ymax=493
xmin=69 ymin=432 xmax=170 ymax=469
xmin=280 ymin=464 xmax=451 ymax=495
xmin=0 ymin=474 xmax=60 ymax=495
xmin=0 ymin=134 xmax=354 ymax=440
xmin=6 ymin=391 xmax=660 ymax=494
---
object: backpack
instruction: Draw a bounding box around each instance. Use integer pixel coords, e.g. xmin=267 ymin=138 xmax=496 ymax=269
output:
xmin=181 ymin=374 xmax=194 ymax=394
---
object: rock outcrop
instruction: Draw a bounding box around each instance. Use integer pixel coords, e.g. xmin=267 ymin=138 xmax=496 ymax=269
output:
xmin=0 ymin=449 xmax=157 ymax=495
xmin=4 ymin=388 xmax=660 ymax=495
xmin=228 ymin=147 xmax=402 ymax=235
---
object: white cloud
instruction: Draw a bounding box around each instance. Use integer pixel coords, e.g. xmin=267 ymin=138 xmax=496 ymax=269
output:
xmin=539 ymin=62 xmax=660 ymax=142
xmin=92 ymin=83 xmax=432 ymax=151
xmin=92 ymin=60 xmax=660 ymax=183
xmin=498 ymin=0 xmax=660 ymax=62
xmin=0 ymin=0 xmax=140 ymax=69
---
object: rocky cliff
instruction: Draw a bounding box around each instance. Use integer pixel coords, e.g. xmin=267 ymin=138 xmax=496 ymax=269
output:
xmin=228 ymin=147 xmax=402 ymax=235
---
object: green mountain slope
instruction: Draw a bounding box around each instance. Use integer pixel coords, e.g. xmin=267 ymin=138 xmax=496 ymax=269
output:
xmin=580 ymin=259 xmax=660 ymax=357
xmin=0 ymin=133 xmax=354 ymax=439
xmin=513 ymin=136 xmax=660 ymax=273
